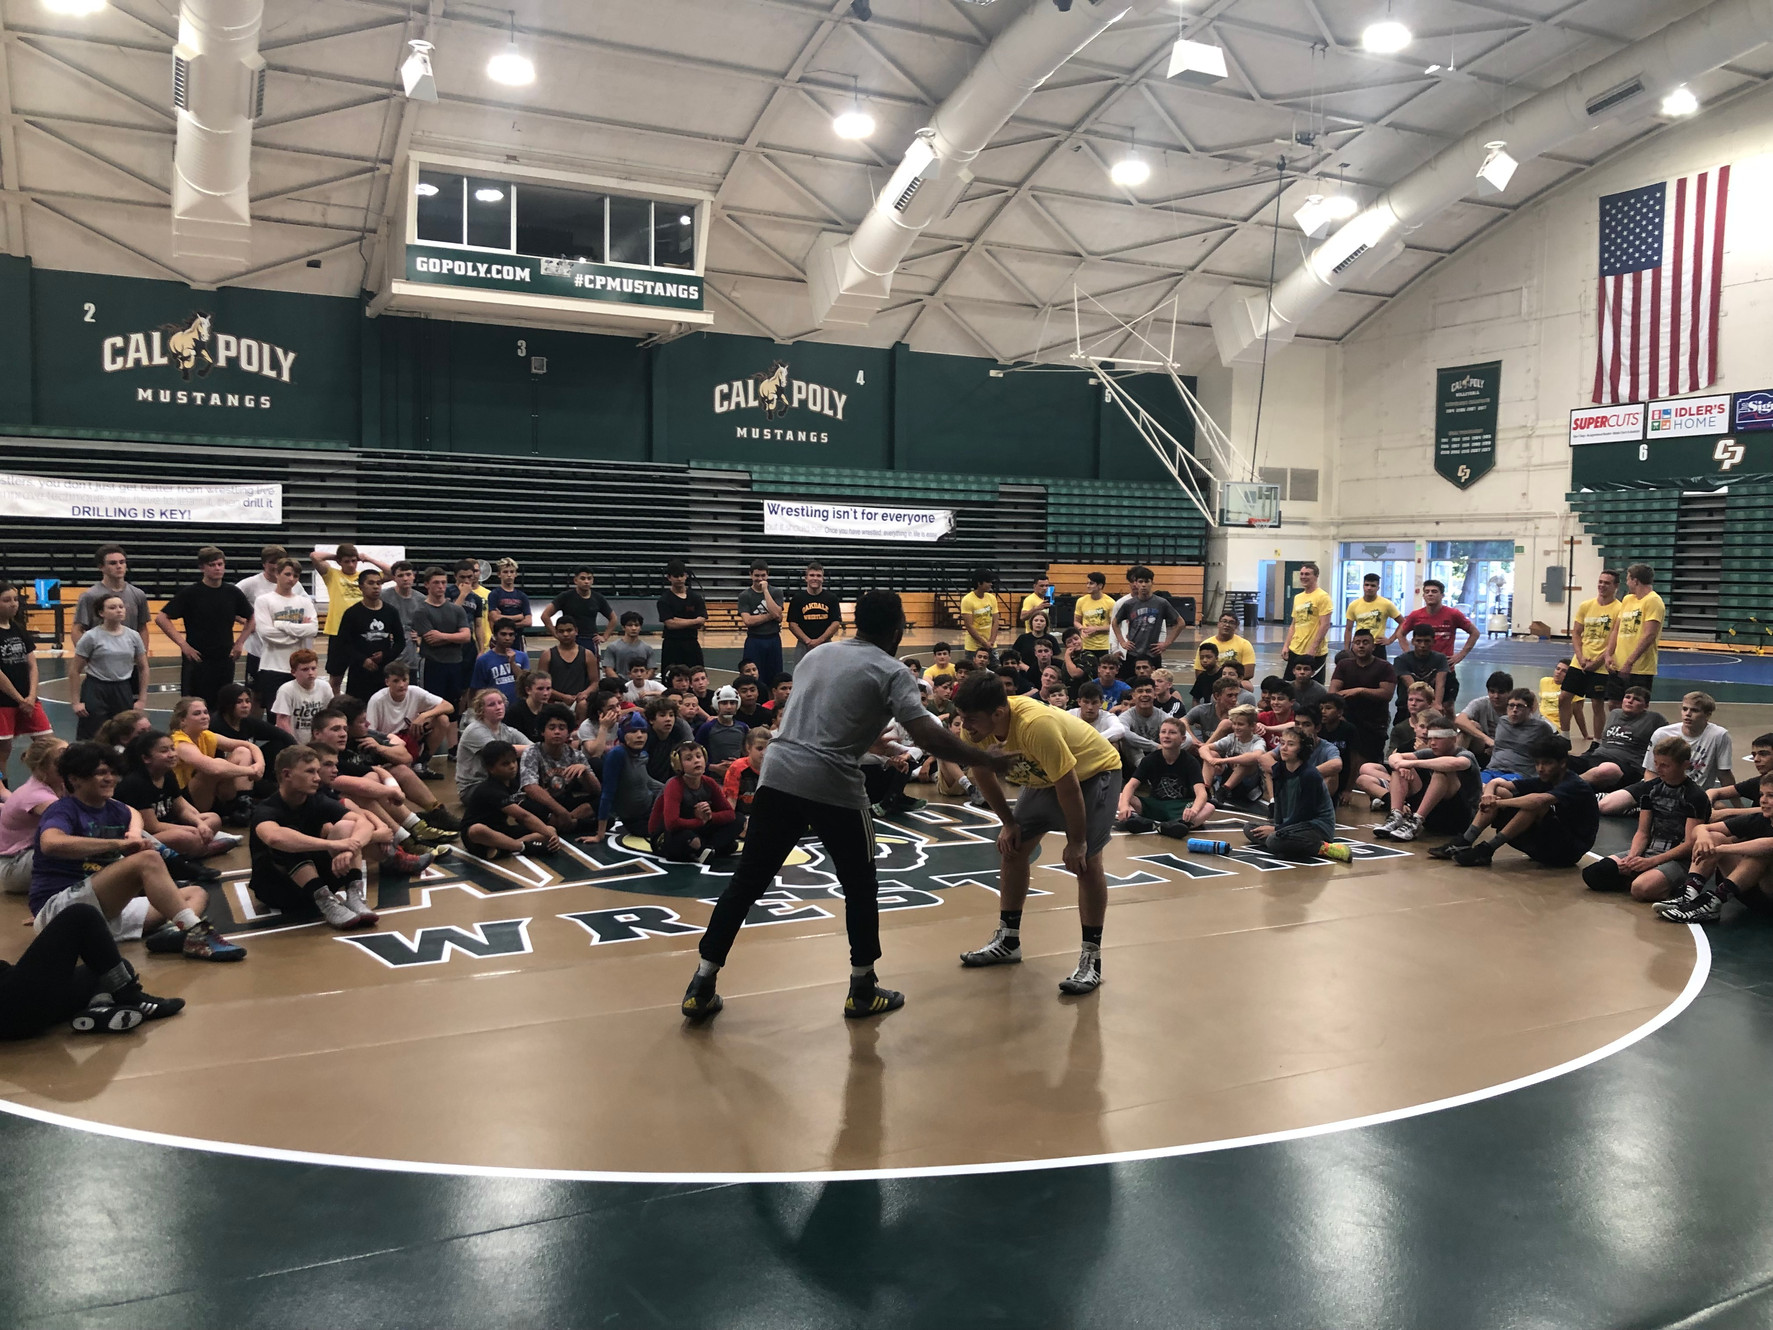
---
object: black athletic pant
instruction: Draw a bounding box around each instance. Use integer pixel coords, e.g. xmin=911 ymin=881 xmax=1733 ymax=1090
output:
xmin=700 ymin=786 xmax=880 ymax=970
xmin=0 ymin=904 xmax=123 ymax=1040
xmin=181 ymin=654 xmax=236 ymax=710
xmin=863 ymin=762 xmax=910 ymax=808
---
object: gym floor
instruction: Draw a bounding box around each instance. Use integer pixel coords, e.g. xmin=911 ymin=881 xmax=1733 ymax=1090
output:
xmin=3 ymin=631 xmax=1770 ymax=1329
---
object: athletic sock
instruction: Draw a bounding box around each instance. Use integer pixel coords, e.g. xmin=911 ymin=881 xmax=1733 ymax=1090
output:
xmin=999 ymin=910 xmax=1023 ymax=936
xmin=851 ymin=964 xmax=873 ymax=979
xmin=696 ymin=958 xmax=720 ymax=978
xmin=173 ymin=908 xmax=201 ymax=932
xmin=1489 ymin=832 xmax=1515 ymax=849
xmin=394 ymin=826 xmax=411 ymax=843
xmin=1680 ymin=871 xmax=1707 ymax=894
xmin=401 ymin=811 xmax=422 ymax=831
xmin=1081 ymin=925 xmax=1103 ymax=950
xmin=96 ymin=960 xmax=134 ymax=997
xmin=1455 ymin=825 xmax=1482 ymax=846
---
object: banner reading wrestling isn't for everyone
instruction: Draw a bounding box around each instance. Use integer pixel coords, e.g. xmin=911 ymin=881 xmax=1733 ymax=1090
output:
xmin=0 ymin=472 xmax=283 ymax=525
xmin=762 ymin=499 xmax=954 ymax=543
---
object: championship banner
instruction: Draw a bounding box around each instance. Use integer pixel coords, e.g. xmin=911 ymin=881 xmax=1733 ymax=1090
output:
xmin=1434 ymin=361 xmax=1501 ymax=489
xmin=0 ymin=472 xmax=283 ymax=525
xmin=762 ymin=499 xmax=953 ymax=543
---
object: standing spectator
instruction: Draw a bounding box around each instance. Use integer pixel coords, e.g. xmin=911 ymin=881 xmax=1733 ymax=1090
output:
xmin=1110 ymin=567 xmax=1183 ymax=670
xmin=958 ymin=570 xmax=1000 ymax=658
xmin=155 ymin=547 xmax=254 ymax=710
xmin=470 ymin=620 xmax=530 ymax=705
xmin=1562 ymin=568 xmax=1622 ymax=741
xmin=786 ymin=562 xmax=842 ymax=663
xmin=409 ymin=567 xmax=473 ymax=707
xmin=272 ymin=650 xmax=334 ymax=746
xmin=601 ymin=611 xmax=652 ymax=681
xmin=536 ymin=617 xmax=596 ymax=721
xmin=1605 ymin=563 xmax=1667 ymax=698
xmin=334 ymin=568 xmax=403 ymax=702
xmin=234 ymin=544 xmax=286 ymax=703
xmin=1342 ymin=573 xmax=1402 ymax=660
xmin=736 ymin=561 xmax=785 ymax=683
xmin=485 ymin=559 xmax=533 ymax=640
xmin=1392 ymin=580 xmax=1479 ymax=711
xmin=543 ymin=567 xmax=614 ymax=649
xmin=311 ymin=544 xmax=391 ymax=694
xmin=447 ymin=560 xmax=490 ymax=654
xmin=1018 ymin=573 xmax=1054 ymax=628
xmin=1283 ymin=561 xmax=1334 ymax=682
xmin=0 ymin=582 xmax=53 ymax=785
xmin=382 ymin=560 xmax=426 ymax=673
xmin=69 ymin=594 xmax=147 ymax=741
xmin=251 ymin=558 xmax=320 ymax=712
xmin=73 ymin=545 xmax=149 ymax=635
xmin=1073 ymin=572 xmax=1116 ymax=653
xmin=657 ymin=559 xmax=708 ymax=672
xmin=1328 ymin=630 xmax=1396 ymax=766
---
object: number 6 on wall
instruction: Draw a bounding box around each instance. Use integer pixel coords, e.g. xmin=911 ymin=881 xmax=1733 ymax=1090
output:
xmin=1639 ymin=443 xmax=1648 ymax=461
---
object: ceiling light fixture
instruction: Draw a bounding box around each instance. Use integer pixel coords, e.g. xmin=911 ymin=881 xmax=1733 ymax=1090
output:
xmin=400 ymin=39 xmax=437 ymax=102
xmin=1477 ymin=140 xmax=1518 ymax=193
xmin=1110 ymin=153 xmax=1151 ymax=187
xmin=475 ymin=187 xmax=505 ymax=203
xmin=41 ymin=0 xmax=106 ymax=13
xmin=486 ymin=11 xmax=535 ymax=86
xmin=1166 ymin=37 xmax=1228 ymax=86
xmin=1294 ymin=165 xmax=1360 ymax=237
xmin=832 ymin=75 xmax=876 ymax=140
xmin=1662 ymin=85 xmax=1700 ymax=116
xmin=1361 ymin=16 xmax=1412 ymax=54
xmin=415 ymin=181 xmax=439 ymax=197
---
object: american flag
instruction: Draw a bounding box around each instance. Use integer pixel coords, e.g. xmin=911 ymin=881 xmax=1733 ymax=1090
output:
xmin=1592 ymin=166 xmax=1730 ymax=406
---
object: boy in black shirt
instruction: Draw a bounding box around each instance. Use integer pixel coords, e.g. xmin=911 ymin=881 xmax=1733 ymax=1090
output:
xmin=1114 ymin=718 xmax=1211 ymax=834
xmin=1659 ymin=775 xmax=1773 ymax=922
xmin=1316 ymin=694 xmax=1360 ymax=801
xmin=334 ymin=568 xmax=403 ymax=702
xmin=1439 ymin=736 xmax=1599 ymax=867
xmin=657 ymin=559 xmax=707 ymax=670
xmin=461 ymin=741 xmax=560 ymax=859
xmin=536 ymin=617 xmax=596 ymax=721
xmin=1708 ymin=732 xmax=1773 ymax=812
xmin=1579 ymin=734 xmax=1707 ymax=899
xmin=1392 ymin=626 xmax=1450 ymax=720
xmin=154 ymin=546 xmax=254 ymax=708
xmin=543 ymin=567 xmax=614 ymax=649
xmin=786 ymin=562 xmax=842 ymax=662
xmin=248 ymin=745 xmax=379 ymax=929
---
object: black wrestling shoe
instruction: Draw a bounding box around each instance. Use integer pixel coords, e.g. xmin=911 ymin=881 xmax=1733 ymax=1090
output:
xmin=681 ymin=970 xmax=723 ymax=1021
xmin=843 ymin=971 xmax=905 ymax=1019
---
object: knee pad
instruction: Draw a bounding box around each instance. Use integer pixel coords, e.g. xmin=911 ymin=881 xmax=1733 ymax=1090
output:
xmin=1583 ymin=858 xmax=1625 ymax=893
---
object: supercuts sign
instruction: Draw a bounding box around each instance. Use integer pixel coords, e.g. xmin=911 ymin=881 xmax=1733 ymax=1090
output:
xmin=98 ymin=311 xmax=296 ymax=414
xmin=1569 ymin=403 xmax=1644 ymax=445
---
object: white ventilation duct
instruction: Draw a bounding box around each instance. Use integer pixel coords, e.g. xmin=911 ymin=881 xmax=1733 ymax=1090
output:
xmin=1210 ymin=0 xmax=1773 ymax=366
xmin=809 ymin=0 xmax=1159 ymax=328
xmin=170 ymin=0 xmax=267 ymax=265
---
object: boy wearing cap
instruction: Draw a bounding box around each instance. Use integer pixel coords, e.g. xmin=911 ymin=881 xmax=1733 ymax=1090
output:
xmin=695 ymin=685 xmax=750 ymax=780
xmin=311 ymin=543 xmax=391 ymax=695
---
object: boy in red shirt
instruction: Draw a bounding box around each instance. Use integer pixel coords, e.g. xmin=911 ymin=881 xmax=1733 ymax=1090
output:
xmin=650 ymin=742 xmax=739 ymax=861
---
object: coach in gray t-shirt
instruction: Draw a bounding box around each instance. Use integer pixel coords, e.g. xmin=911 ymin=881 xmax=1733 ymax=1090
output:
xmin=688 ymin=591 xmax=1009 ymax=1020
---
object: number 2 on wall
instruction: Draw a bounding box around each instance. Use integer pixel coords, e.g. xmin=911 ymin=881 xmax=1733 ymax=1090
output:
xmin=82 ymin=302 xmax=95 ymax=323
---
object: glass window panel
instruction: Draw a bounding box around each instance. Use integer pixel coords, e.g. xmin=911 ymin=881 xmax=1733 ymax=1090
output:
xmin=653 ymin=204 xmax=695 ymax=269
xmin=466 ymin=177 xmax=513 ymax=250
xmin=515 ymin=185 xmax=606 ymax=263
xmin=607 ymin=196 xmax=652 ymax=266
xmin=415 ymin=171 xmax=464 ymax=244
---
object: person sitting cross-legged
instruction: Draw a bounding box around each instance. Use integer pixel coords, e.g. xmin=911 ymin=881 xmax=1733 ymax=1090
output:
xmin=1580 ymin=734 xmax=1708 ymax=901
xmin=1244 ymin=726 xmax=1354 ymax=863
xmin=1433 ymin=735 xmax=1600 ymax=868
xmin=116 ymin=729 xmax=238 ymax=884
xmin=593 ymin=713 xmax=664 ymax=844
xmin=1373 ymin=712 xmax=1481 ymax=843
xmin=1199 ymin=704 xmax=1269 ymax=807
xmin=248 ymin=745 xmax=383 ymax=930
xmin=519 ymin=704 xmax=600 ymax=837
xmin=1286 ymin=708 xmax=1343 ymax=791
xmin=1114 ymin=717 xmax=1212 ymax=835
xmin=29 ymin=741 xmax=244 ymax=960
xmin=459 ymin=741 xmax=561 ymax=860
xmin=1656 ymin=775 xmax=1773 ymax=923
xmin=649 ymin=741 xmax=741 ymax=862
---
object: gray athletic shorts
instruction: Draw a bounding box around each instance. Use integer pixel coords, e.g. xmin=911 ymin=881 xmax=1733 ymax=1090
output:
xmin=34 ymin=876 xmax=151 ymax=942
xmin=1013 ymin=769 xmax=1118 ymax=858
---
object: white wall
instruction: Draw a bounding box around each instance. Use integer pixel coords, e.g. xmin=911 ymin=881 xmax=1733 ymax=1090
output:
xmin=1333 ymin=80 xmax=1773 ymax=632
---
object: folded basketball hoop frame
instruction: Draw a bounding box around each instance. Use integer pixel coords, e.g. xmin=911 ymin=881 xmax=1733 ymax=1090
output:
xmin=1068 ymin=287 xmax=1252 ymax=527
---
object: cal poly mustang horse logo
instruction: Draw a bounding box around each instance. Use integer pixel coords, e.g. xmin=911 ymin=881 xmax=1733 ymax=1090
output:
xmin=752 ymin=361 xmax=790 ymax=420
xmin=162 ymin=312 xmax=215 ymax=380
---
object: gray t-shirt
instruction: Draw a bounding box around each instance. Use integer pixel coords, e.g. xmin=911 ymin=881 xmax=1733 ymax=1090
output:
xmin=1651 ymin=720 xmax=1733 ymax=791
xmin=1596 ymin=708 xmax=1669 ymax=771
xmin=410 ymin=600 xmax=470 ymax=665
xmin=1488 ymin=713 xmax=1554 ymax=774
xmin=1112 ymin=593 xmax=1181 ymax=655
xmin=1460 ymin=696 xmax=1500 ymax=738
xmin=75 ymin=582 xmax=149 ymax=633
xmin=735 ymin=588 xmax=780 ymax=640
xmin=455 ymin=717 xmax=526 ymax=793
xmin=600 ymin=637 xmax=652 ymax=679
xmin=1122 ymin=706 xmax=1167 ymax=750
xmin=74 ymin=626 xmax=145 ymax=682
xmin=760 ymin=637 xmax=933 ymax=809
xmin=384 ymin=587 xmax=425 ymax=667
xmin=1184 ymin=698 xmax=1256 ymax=743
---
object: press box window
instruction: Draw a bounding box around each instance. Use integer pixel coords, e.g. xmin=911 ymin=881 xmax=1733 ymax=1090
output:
xmin=415 ymin=171 xmax=465 ymax=244
xmin=515 ymin=185 xmax=607 ymax=263
xmin=466 ymin=178 xmax=513 ymax=249
xmin=654 ymin=207 xmax=695 ymax=269
xmin=608 ymin=195 xmax=653 ymax=266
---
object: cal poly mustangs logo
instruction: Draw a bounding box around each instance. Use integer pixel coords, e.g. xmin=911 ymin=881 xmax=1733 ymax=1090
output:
xmin=712 ymin=359 xmax=851 ymax=442
xmin=100 ymin=310 xmax=297 ymax=413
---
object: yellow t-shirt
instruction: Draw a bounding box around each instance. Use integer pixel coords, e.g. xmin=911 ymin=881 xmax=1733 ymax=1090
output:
xmin=923 ymin=661 xmax=956 ymax=682
xmin=997 ymin=694 xmax=1121 ymax=789
xmin=1615 ymin=591 xmax=1666 ymax=676
xmin=959 ymin=591 xmax=999 ymax=652
xmin=171 ymin=728 xmax=218 ymax=785
xmin=1287 ymin=588 xmax=1333 ymax=655
xmin=1345 ymin=595 xmax=1401 ymax=641
xmin=1196 ymin=634 xmax=1255 ymax=673
xmin=1020 ymin=592 xmax=1051 ymax=625
xmin=1573 ymin=597 xmax=1619 ymax=667
xmin=320 ymin=565 xmax=364 ymax=636
xmin=1074 ymin=593 xmax=1115 ymax=651
xmin=1538 ymin=675 xmax=1562 ymax=724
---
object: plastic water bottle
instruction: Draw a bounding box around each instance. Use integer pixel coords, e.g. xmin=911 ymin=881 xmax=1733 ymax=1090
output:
xmin=1187 ymin=837 xmax=1232 ymax=856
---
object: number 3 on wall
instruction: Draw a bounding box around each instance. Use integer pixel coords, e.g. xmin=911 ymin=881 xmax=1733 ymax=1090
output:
xmin=82 ymin=302 xmax=95 ymax=323
xmin=516 ymin=339 xmax=526 ymax=357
